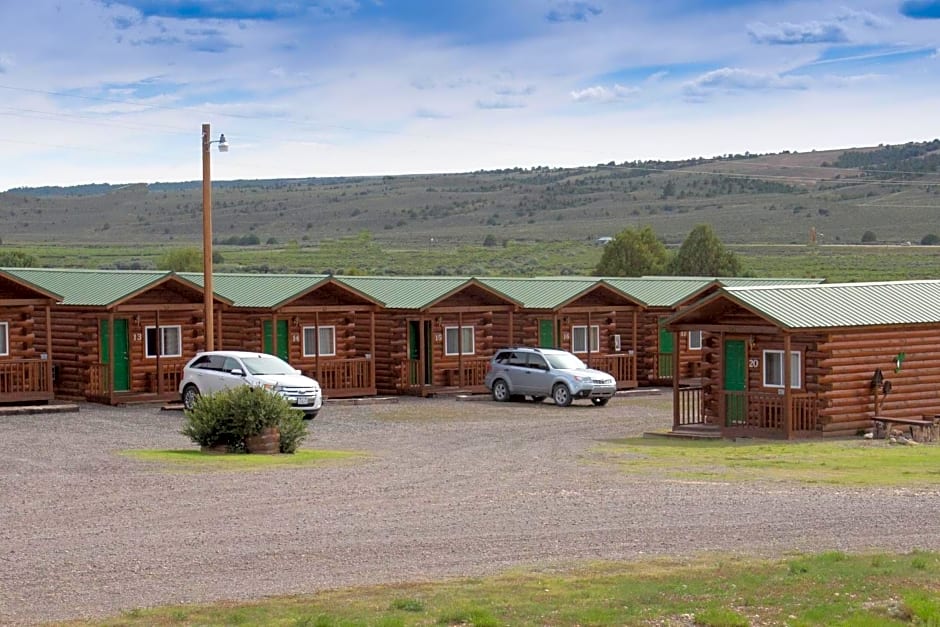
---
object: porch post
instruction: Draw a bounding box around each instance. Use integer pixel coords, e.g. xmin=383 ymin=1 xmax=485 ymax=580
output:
xmin=369 ymin=310 xmax=376 ymax=391
xmin=314 ymin=311 xmax=321 ymax=378
xmin=586 ymin=311 xmax=592 ymax=366
xmin=44 ymin=305 xmax=53 ymax=394
xmin=784 ymin=333 xmax=793 ymax=439
xmin=508 ymin=309 xmax=514 ymax=346
xmin=632 ymin=309 xmax=638 ymax=382
xmin=215 ymin=306 xmax=223 ymax=350
xmin=155 ymin=309 xmax=162 ymax=394
xmin=107 ymin=313 xmax=115 ymax=404
xmin=419 ymin=317 xmax=426 ymax=386
xmin=672 ymin=327 xmax=680 ymax=430
xmin=457 ymin=310 xmax=464 ymax=386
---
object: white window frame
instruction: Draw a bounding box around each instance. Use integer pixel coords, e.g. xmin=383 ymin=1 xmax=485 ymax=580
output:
xmin=145 ymin=325 xmax=182 ymax=358
xmin=763 ymin=349 xmax=801 ymax=389
xmin=302 ymin=325 xmax=336 ymax=357
xmin=571 ymin=325 xmax=600 ymax=353
xmin=688 ymin=330 xmax=703 ymax=351
xmin=444 ymin=326 xmax=475 ymax=356
xmin=0 ymin=321 xmax=8 ymax=356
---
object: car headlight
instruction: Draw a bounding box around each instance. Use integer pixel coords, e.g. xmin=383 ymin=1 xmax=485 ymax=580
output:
xmin=262 ymin=383 xmax=277 ymax=391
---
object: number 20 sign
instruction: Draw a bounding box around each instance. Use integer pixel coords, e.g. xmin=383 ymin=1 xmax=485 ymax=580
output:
xmin=748 ymin=358 xmax=760 ymax=368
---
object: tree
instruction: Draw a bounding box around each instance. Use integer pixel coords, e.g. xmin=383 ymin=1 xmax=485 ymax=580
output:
xmin=157 ymin=247 xmax=203 ymax=272
xmin=669 ymin=224 xmax=741 ymax=277
xmin=861 ymin=230 xmax=877 ymax=244
xmin=0 ymin=251 xmax=38 ymax=267
xmin=921 ymin=234 xmax=939 ymax=245
xmin=594 ymin=225 xmax=669 ymax=276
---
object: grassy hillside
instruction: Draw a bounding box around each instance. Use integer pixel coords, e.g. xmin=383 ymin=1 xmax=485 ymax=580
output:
xmin=2 ymin=141 xmax=939 ymax=251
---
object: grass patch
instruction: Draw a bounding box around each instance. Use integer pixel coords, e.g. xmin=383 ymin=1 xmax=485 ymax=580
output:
xmin=120 ymin=448 xmax=366 ymax=472
xmin=597 ymin=437 xmax=940 ymax=486
xmin=62 ymin=551 xmax=940 ymax=626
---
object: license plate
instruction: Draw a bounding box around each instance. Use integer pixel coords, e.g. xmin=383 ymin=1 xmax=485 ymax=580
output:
xmin=296 ymin=397 xmax=309 ymax=406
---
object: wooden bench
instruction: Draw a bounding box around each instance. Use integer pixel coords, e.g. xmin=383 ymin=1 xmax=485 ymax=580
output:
xmin=873 ymin=416 xmax=939 ymax=442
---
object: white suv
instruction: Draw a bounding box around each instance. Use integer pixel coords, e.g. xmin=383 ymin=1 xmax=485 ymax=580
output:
xmin=484 ymin=347 xmax=617 ymax=407
xmin=179 ymin=351 xmax=322 ymax=418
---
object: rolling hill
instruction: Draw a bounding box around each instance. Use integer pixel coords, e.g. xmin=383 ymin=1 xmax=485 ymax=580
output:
xmin=2 ymin=140 xmax=939 ymax=250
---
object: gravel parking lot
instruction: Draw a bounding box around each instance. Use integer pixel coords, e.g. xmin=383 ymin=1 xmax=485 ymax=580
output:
xmin=3 ymin=392 xmax=940 ymax=625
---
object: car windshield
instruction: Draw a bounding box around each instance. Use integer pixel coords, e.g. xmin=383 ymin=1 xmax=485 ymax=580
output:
xmin=545 ymin=352 xmax=587 ymax=370
xmin=240 ymin=356 xmax=296 ymax=376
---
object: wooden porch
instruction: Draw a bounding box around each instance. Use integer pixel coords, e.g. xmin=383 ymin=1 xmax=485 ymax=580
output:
xmin=0 ymin=358 xmax=54 ymax=404
xmin=586 ymin=352 xmax=637 ymax=389
xmin=674 ymin=387 xmax=821 ymax=439
xmin=398 ymin=356 xmax=490 ymax=396
xmin=86 ymin=362 xmax=183 ymax=404
xmin=309 ymin=357 xmax=376 ymax=398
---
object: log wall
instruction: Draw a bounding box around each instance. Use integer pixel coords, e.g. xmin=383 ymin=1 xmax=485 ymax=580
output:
xmin=1 ymin=305 xmax=40 ymax=360
xmin=818 ymin=326 xmax=940 ymax=436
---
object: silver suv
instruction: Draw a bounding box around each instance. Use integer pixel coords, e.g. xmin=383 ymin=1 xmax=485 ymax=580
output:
xmin=484 ymin=347 xmax=617 ymax=407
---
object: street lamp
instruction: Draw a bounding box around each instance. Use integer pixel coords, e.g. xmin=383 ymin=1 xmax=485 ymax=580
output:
xmin=201 ymin=123 xmax=228 ymax=351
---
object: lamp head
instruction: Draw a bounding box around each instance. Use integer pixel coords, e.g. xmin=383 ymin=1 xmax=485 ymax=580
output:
xmin=217 ymin=134 xmax=229 ymax=152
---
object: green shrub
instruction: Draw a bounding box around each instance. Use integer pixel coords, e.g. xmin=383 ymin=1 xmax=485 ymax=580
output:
xmin=276 ymin=409 xmax=308 ymax=454
xmin=181 ymin=385 xmax=308 ymax=454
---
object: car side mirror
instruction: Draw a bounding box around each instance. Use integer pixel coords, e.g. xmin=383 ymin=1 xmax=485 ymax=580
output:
xmin=230 ymin=368 xmax=244 ymax=377
xmin=293 ymin=368 xmax=302 ymax=375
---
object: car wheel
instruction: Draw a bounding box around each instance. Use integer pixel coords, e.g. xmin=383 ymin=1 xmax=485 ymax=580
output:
xmin=182 ymin=384 xmax=201 ymax=410
xmin=303 ymin=410 xmax=319 ymax=420
xmin=531 ymin=396 xmax=546 ymax=403
xmin=592 ymin=397 xmax=610 ymax=407
xmin=552 ymin=383 xmax=572 ymax=407
xmin=491 ymin=379 xmax=511 ymax=402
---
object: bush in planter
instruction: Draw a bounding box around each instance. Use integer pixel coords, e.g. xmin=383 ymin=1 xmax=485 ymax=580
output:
xmin=181 ymin=385 xmax=308 ymax=454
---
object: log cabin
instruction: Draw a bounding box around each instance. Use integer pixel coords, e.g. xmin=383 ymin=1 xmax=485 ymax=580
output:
xmin=607 ymin=277 xmax=825 ymax=386
xmin=665 ymin=280 xmax=940 ymax=439
xmin=0 ymin=270 xmax=61 ymax=405
xmin=4 ymin=269 xmax=230 ymax=405
xmin=478 ymin=277 xmax=643 ymax=388
xmin=338 ymin=276 xmax=520 ymax=395
xmin=180 ymin=273 xmax=383 ymax=398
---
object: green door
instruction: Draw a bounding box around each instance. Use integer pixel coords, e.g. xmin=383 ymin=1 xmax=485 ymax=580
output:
xmin=407 ymin=320 xmax=433 ymax=385
xmin=723 ymin=339 xmax=747 ymax=425
xmin=538 ymin=319 xmax=555 ymax=348
xmin=658 ymin=323 xmax=674 ymax=378
xmin=100 ymin=319 xmax=130 ymax=391
xmin=262 ymin=320 xmax=289 ymax=361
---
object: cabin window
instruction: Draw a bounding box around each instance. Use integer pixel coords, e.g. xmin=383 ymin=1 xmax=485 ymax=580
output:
xmin=688 ymin=330 xmax=703 ymax=350
xmin=571 ymin=325 xmax=600 ymax=353
xmin=444 ymin=326 xmax=475 ymax=355
xmin=145 ymin=326 xmax=182 ymax=358
xmin=0 ymin=321 xmax=7 ymax=356
xmin=302 ymin=326 xmax=336 ymax=357
xmin=763 ymin=350 xmax=801 ymax=389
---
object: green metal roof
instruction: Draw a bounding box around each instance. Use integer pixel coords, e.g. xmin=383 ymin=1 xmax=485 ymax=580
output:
xmin=0 ymin=269 xmax=62 ymax=301
xmin=717 ymin=280 xmax=940 ymax=329
xmin=337 ymin=276 xmax=519 ymax=310
xmin=478 ymin=277 xmax=637 ymax=309
xmin=2 ymin=268 xmax=201 ymax=307
xmin=603 ymin=278 xmax=718 ymax=307
xmin=182 ymin=272 xmax=332 ymax=308
xmin=603 ymin=276 xmax=825 ymax=308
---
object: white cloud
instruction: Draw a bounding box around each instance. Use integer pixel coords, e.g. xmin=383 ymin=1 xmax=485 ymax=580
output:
xmin=0 ymin=53 xmax=13 ymax=73
xmin=570 ymin=84 xmax=638 ymax=103
xmin=837 ymin=7 xmax=890 ymax=28
xmin=683 ymin=68 xmax=810 ymax=100
xmin=748 ymin=20 xmax=848 ymax=45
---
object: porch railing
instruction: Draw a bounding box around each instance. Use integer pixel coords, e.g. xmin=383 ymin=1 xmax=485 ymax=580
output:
xmin=312 ymin=358 xmax=373 ymax=393
xmin=399 ymin=357 xmax=490 ymax=389
xmin=656 ymin=351 xmax=674 ymax=379
xmin=0 ymin=359 xmax=52 ymax=397
xmin=723 ymin=391 xmax=820 ymax=433
xmin=676 ymin=386 xmax=705 ymax=426
xmin=587 ymin=353 xmax=637 ymax=386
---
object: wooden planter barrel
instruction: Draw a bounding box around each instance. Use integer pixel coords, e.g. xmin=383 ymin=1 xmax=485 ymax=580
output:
xmin=245 ymin=427 xmax=280 ymax=455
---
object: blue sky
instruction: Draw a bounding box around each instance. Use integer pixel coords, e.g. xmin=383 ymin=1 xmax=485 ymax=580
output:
xmin=0 ymin=0 xmax=938 ymax=189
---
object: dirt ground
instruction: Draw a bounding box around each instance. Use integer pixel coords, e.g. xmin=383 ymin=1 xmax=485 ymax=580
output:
xmin=2 ymin=393 xmax=940 ymax=625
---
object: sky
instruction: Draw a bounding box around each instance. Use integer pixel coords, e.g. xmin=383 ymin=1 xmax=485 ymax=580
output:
xmin=0 ymin=0 xmax=938 ymax=190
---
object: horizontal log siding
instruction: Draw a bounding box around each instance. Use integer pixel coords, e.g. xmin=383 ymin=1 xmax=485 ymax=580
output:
xmin=375 ymin=312 xmax=407 ymax=395
xmin=129 ymin=311 xmax=199 ymax=395
xmin=818 ymin=327 xmax=940 ymax=435
xmin=0 ymin=304 xmax=54 ymax=402
xmin=48 ymin=309 xmax=99 ymax=400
